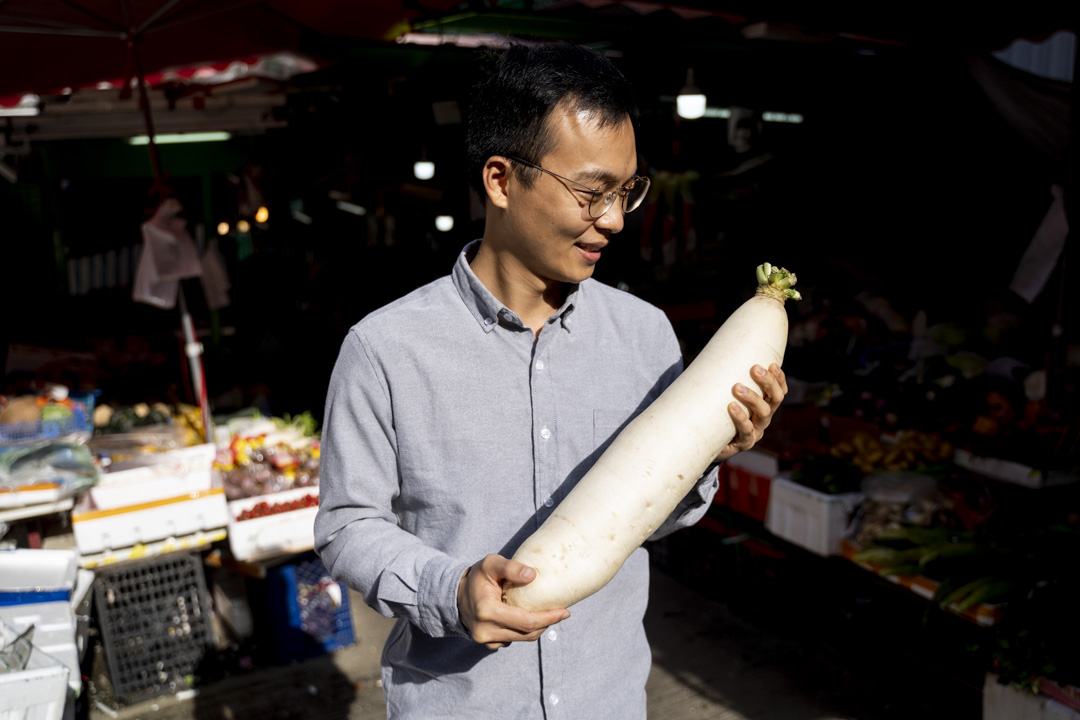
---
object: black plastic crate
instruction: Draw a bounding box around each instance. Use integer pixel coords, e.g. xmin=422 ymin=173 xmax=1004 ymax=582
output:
xmin=93 ymin=552 xmax=213 ymax=706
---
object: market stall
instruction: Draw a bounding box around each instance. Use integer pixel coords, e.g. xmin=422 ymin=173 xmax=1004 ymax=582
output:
xmin=0 ymin=393 xmax=350 ymax=718
xmin=653 ymin=292 xmax=1080 ymax=720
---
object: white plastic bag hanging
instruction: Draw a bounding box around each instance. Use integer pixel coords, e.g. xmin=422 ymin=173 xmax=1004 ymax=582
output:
xmin=132 ymin=199 xmax=203 ymax=309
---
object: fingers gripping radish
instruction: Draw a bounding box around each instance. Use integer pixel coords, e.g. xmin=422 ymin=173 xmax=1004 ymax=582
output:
xmin=503 ymin=264 xmax=800 ymax=611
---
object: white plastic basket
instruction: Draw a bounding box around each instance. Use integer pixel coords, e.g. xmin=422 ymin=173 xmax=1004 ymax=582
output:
xmin=765 ymin=473 xmax=862 ymax=556
xmin=0 ymin=620 xmax=70 ymax=720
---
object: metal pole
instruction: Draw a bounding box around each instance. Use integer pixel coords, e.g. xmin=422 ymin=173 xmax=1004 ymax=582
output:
xmin=122 ymin=4 xmax=213 ymax=443
xmin=178 ymin=285 xmax=214 ymax=444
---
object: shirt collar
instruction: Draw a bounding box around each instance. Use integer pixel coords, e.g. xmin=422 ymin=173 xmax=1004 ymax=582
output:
xmin=452 ymin=239 xmax=579 ymax=334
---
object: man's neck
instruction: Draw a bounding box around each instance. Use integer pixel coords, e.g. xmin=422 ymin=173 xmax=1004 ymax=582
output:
xmin=469 ymin=240 xmax=565 ymax=337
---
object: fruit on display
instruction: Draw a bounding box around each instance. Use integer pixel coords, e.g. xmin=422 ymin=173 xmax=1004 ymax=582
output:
xmin=1 ymin=392 xmax=89 ymax=426
xmin=94 ymin=402 xmax=173 ymax=433
xmin=216 ymin=424 xmax=320 ymax=501
xmin=173 ymin=403 xmax=206 ymax=446
xmin=236 ymin=493 xmax=318 ymax=521
xmin=829 ymin=430 xmax=953 ymax=474
xmin=0 ymin=396 xmax=44 ymax=424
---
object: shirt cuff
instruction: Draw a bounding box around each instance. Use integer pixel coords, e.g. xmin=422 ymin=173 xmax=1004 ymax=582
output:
xmin=417 ymin=554 xmax=474 ymax=639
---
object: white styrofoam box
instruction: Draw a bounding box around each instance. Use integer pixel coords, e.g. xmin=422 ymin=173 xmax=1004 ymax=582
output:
xmin=90 ymin=443 xmax=217 ymax=510
xmin=0 ymin=549 xmax=78 ymax=603
xmin=0 ymin=485 xmax=67 ymax=510
xmin=0 ymin=601 xmax=74 ymax=648
xmin=765 ymin=473 xmax=862 ymax=556
xmin=71 ymin=487 xmax=229 ymax=555
xmin=0 ymin=560 xmax=79 ymax=697
xmin=227 ymin=486 xmax=318 ymax=562
xmin=0 ymin=620 xmax=70 ymax=720
xmin=70 ymin=569 xmax=94 ymax=665
xmin=954 ymin=450 xmax=1078 ymax=489
xmin=0 ymin=596 xmax=79 ymax=695
xmin=33 ymin=642 xmax=79 ymax=696
xmin=984 ymin=674 xmax=1080 ymax=720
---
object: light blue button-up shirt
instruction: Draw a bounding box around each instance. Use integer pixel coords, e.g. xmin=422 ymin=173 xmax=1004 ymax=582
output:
xmin=316 ymin=239 xmax=719 ymax=719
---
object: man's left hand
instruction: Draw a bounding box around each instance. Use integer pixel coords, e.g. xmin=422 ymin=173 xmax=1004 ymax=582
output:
xmin=715 ymin=363 xmax=787 ymax=462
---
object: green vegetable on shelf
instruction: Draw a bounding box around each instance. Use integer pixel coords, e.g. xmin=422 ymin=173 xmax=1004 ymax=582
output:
xmin=39 ymin=404 xmax=74 ymax=422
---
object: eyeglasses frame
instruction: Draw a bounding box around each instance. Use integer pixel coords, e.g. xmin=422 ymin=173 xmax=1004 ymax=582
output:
xmin=505 ymin=155 xmax=650 ymax=218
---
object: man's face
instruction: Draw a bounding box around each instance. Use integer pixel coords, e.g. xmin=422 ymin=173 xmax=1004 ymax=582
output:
xmin=503 ymin=104 xmax=638 ymax=287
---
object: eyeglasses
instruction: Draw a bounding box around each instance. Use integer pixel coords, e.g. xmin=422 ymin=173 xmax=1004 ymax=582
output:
xmin=507 ymin=156 xmax=651 ymax=219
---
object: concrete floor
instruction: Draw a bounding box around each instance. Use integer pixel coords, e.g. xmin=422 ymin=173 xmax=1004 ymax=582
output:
xmin=87 ymin=565 xmax=984 ymax=720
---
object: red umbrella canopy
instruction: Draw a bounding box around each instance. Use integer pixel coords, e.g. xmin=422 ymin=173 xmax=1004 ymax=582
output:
xmin=0 ymin=0 xmax=461 ymax=99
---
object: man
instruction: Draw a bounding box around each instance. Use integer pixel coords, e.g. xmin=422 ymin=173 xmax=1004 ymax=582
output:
xmin=315 ymin=42 xmax=787 ymax=719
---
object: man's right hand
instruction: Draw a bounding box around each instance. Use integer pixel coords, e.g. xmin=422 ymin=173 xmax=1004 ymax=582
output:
xmin=458 ymin=554 xmax=570 ymax=649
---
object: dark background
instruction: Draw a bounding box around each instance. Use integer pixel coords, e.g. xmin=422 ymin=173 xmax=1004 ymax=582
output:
xmin=0 ymin=11 xmax=1072 ymax=437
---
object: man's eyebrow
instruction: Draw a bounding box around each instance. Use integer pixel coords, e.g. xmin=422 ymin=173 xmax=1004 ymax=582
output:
xmin=572 ymin=166 xmax=617 ymax=187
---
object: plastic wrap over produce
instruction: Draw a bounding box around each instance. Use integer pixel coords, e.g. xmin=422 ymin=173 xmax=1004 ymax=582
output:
xmin=0 ymin=442 xmax=99 ymax=497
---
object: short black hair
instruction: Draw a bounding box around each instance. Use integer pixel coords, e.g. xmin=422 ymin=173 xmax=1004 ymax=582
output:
xmin=464 ymin=42 xmax=640 ymax=198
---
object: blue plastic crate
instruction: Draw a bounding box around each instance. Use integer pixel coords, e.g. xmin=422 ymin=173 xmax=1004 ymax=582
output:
xmin=266 ymin=553 xmax=354 ymax=662
xmin=0 ymin=392 xmax=96 ymax=449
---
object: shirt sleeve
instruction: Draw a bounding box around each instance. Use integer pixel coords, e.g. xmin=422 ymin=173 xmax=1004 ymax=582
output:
xmin=645 ymin=310 xmax=721 ymax=541
xmin=314 ymin=328 xmax=472 ymax=639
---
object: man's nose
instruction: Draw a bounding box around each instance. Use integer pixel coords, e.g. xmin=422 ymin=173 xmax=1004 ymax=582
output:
xmin=595 ymin=202 xmax=626 ymax=234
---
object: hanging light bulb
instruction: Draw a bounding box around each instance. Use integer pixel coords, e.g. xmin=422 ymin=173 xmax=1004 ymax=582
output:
xmin=676 ymin=68 xmax=706 ymax=120
xmin=435 ymin=215 xmax=454 ymax=232
xmin=414 ymin=148 xmax=435 ymax=180
xmin=237 ymin=219 xmax=251 ymax=233
xmin=414 ymin=159 xmax=435 ymax=180
xmin=217 ymin=222 xmax=230 ymax=236
xmin=255 ymin=206 xmax=269 ymax=223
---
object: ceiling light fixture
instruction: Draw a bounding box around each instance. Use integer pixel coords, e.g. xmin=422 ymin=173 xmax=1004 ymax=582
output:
xmin=676 ymin=69 xmax=706 ymax=120
xmin=127 ymin=131 xmax=232 ymax=145
xmin=413 ymin=150 xmax=435 ymax=180
xmin=336 ymin=200 xmax=367 ymax=216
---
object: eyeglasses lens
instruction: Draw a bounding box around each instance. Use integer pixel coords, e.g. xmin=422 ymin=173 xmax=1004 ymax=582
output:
xmin=626 ymin=178 xmax=649 ymax=212
xmin=589 ymin=178 xmax=651 ymax=218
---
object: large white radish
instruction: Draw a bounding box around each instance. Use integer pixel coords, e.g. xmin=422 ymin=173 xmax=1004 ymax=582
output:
xmin=503 ymin=264 xmax=800 ymax=611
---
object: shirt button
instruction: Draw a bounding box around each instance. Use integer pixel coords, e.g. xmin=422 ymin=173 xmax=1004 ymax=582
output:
xmin=550 ymin=693 xmax=559 ymax=705
xmin=535 ymin=360 xmax=545 ymax=370
xmin=484 ymin=317 xmax=494 ymax=325
xmin=544 ymin=497 xmax=554 ymax=508
xmin=547 ymin=629 xmax=557 ymax=641
xmin=540 ymin=427 xmax=551 ymax=440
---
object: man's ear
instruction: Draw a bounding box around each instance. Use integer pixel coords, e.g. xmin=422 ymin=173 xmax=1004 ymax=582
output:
xmin=482 ymin=156 xmax=511 ymax=210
